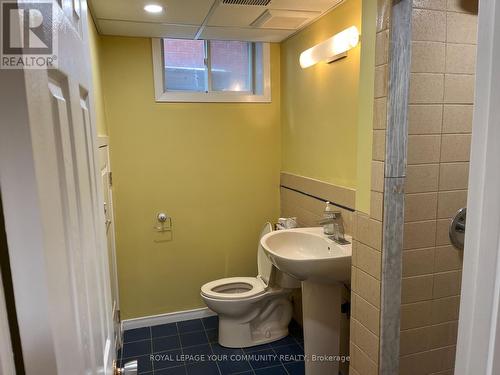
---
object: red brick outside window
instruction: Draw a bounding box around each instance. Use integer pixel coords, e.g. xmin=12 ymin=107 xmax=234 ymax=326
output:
xmin=163 ymin=39 xmax=252 ymax=93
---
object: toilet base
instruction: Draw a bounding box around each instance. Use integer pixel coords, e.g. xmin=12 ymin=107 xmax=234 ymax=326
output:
xmin=212 ymin=294 xmax=293 ymax=348
xmin=218 ymin=317 xmax=289 ymax=348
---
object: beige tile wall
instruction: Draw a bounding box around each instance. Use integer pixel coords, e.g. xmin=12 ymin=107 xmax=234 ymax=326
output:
xmin=279 ymin=178 xmax=355 ymax=375
xmin=280 ymin=172 xmax=356 ymax=211
xmin=400 ymin=1 xmax=477 ymax=374
xmin=282 ymin=2 xmax=477 ymax=374
xmin=347 ymin=1 xmax=391 ymax=373
xmin=349 ymin=205 xmax=383 ymax=375
xmin=279 ymin=186 xmax=354 ymax=234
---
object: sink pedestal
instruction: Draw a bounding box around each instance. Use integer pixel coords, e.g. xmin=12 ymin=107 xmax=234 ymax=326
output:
xmin=259 ymin=227 xmax=352 ymax=374
xmin=302 ymin=281 xmax=342 ymax=375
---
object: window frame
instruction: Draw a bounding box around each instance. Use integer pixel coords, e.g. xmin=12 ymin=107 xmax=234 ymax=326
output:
xmin=152 ymin=38 xmax=271 ymax=103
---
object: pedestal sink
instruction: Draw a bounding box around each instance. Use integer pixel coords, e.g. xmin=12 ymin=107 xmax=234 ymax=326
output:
xmin=260 ymin=227 xmax=352 ymax=375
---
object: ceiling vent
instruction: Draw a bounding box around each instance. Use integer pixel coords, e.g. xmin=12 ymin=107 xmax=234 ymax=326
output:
xmin=222 ymin=0 xmax=272 ymax=6
xmin=251 ymin=9 xmax=319 ymax=30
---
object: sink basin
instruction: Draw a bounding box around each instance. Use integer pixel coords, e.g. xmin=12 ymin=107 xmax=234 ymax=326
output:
xmin=260 ymin=227 xmax=351 ymax=284
xmin=261 ymin=227 xmax=352 ymax=374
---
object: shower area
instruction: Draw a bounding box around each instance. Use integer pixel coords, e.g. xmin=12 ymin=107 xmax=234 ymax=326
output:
xmin=349 ymin=0 xmax=480 ymax=374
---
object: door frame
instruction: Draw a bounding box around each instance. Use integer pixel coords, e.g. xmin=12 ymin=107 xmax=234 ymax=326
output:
xmin=97 ymin=136 xmax=119 ymax=310
xmin=0 ymin=268 xmax=15 ymax=374
xmin=455 ymin=0 xmax=500 ymax=373
xmin=97 ymin=135 xmax=122 ymax=347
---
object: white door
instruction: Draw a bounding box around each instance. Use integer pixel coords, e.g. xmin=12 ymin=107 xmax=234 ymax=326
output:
xmin=98 ymin=138 xmax=122 ymax=351
xmin=0 ymin=0 xmax=115 ymax=374
xmin=455 ymin=0 xmax=500 ymax=373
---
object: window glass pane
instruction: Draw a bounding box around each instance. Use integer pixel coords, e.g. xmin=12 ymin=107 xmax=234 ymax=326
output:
xmin=164 ymin=39 xmax=206 ymax=92
xmin=210 ymin=41 xmax=252 ymax=92
xmin=254 ymin=43 xmax=264 ymax=95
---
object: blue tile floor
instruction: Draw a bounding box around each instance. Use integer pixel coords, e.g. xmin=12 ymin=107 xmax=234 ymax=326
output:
xmin=118 ymin=316 xmax=305 ymax=375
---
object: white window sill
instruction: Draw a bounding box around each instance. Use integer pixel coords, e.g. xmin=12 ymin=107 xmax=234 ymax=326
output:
xmin=152 ymin=38 xmax=272 ymax=104
xmin=154 ymin=91 xmax=271 ymax=103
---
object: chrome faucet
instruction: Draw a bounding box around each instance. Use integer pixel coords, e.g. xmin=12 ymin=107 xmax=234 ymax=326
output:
xmin=318 ymin=212 xmax=350 ymax=245
xmin=317 ymin=211 xmax=340 ymax=225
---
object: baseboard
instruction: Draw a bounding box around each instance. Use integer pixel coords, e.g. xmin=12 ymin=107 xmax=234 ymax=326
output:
xmin=122 ymin=307 xmax=217 ymax=331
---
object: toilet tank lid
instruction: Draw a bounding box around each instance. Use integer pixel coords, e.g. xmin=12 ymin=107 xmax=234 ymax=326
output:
xmin=257 ymin=222 xmax=274 ymax=285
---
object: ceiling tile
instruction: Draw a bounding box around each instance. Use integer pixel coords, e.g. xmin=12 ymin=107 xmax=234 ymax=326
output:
xmin=269 ymin=0 xmax=343 ymax=12
xmin=207 ymin=0 xmax=342 ymax=28
xmin=199 ymin=26 xmax=292 ymax=42
xmin=252 ymin=9 xmax=320 ymax=29
xmin=97 ymin=20 xmax=199 ymax=39
xmin=89 ymin=0 xmax=345 ymax=42
xmin=89 ymin=0 xmax=214 ymax=25
xmin=207 ymin=4 xmax=265 ymax=27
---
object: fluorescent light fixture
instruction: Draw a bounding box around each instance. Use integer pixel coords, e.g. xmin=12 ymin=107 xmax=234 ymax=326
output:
xmin=144 ymin=4 xmax=163 ymax=13
xmin=299 ymin=26 xmax=360 ymax=69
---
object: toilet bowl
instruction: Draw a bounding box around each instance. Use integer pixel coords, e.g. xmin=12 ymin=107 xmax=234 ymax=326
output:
xmin=200 ymin=223 xmax=299 ymax=348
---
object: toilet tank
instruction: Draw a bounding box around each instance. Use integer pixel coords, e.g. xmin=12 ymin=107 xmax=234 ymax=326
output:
xmin=257 ymin=223 xmax=301 ymax=289
xmin=274 ymin=269 xmax=301 ymax=289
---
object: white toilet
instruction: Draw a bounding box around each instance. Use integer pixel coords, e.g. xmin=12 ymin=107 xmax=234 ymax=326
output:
xmin=201 ymin=222 xmax=300 ymax=348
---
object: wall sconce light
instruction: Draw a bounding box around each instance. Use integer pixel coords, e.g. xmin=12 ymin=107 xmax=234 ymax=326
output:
xmin=299 ymin=26 xmax=360 ymax=69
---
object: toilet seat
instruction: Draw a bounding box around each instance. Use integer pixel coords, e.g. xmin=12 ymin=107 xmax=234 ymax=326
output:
xmin=201 ymin=277 xmax=267 ymax=300
xmin=200 ymin=223 xmax=295 ymax=348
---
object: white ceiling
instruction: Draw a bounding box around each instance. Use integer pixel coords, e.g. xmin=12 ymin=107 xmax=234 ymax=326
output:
xmin=89 ymin=0 xmax=344 ymax=42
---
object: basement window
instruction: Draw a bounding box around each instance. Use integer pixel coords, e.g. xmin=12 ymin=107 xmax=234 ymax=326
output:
xmin=152 ymin=38 xmax=271 ymax=103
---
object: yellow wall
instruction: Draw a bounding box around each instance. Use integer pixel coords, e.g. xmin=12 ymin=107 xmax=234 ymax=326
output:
xmin=280 ymin=0 xmax=362 ymax=191
xmin=355 ymin=0 xmax=376 ymax=213
xmin=100 ymin=37 xmax=281 ymax=319
xmin=94 ymin=0 xmax=375 ymax=319
xmin=87 ymin=12 xmax=108 ymax=137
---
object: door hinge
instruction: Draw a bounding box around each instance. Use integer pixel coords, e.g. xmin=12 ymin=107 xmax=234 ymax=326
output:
xmin=109 ymin=171 xmax=113 ymax=187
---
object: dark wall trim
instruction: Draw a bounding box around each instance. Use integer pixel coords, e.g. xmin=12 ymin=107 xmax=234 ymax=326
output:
xmin=280 ymin=172 xmax=356 ymax=211
xmin=280 ymin=185 xmax=356 ymax=212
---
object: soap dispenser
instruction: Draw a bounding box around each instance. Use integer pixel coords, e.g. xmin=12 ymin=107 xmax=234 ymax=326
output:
xmin=323 ymin=201 xmax=335 ymax=235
